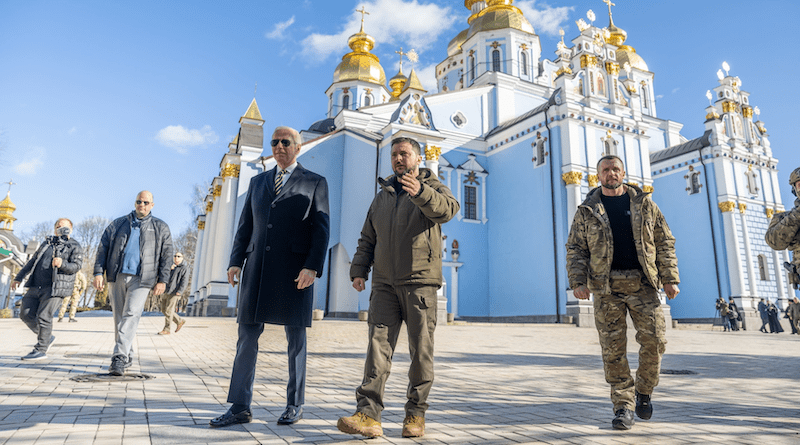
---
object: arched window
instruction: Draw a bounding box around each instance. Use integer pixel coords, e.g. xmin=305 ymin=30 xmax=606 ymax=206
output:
xmin=364 ymin=95 xmax=372 ymax=106
xmin=757 ymin=254 xmax=768 ymax=281
xmin=532 ymin=132 xmax=547 ymax=167
xmin=342 ymin=94 xmax=350 ymax=110
xmin=642 ymin=83 xmax=650 ymax=109
xmin=492 ymin=49 xmax=501 ymax=72
xmin=597 ymin=76 xmax=605 ymax=96
xmin=469 ymin=56 xmax=475 ymax=82
xmin=690 ymin=172 xmax=701 ymax=194
xmin=520 ymin=51 xmax=528 ymax=76
xmin=464 ymin=185 xmax=477 ymax=220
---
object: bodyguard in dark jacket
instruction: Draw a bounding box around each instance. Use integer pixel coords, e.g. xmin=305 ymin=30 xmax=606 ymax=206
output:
xmin=93 ymin=191 xmax=173 ymax=375
xmin=13 ymin=218 xmax=82 ymax=360
xmin=211 ymin=126 xmax=330 ymax=429
xmin=158 ymin=253 xmax=189 ymax=335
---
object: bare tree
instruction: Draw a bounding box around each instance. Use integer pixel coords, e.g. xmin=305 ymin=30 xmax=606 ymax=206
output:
xmin=72 ymin=216 xmax=110 ymax=307
xmin=20 ymin=220 xmax=55 ymax=245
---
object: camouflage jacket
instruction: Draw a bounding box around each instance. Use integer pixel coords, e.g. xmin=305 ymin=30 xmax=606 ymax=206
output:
xmin=765 ymin=198 xmax=800 ymax=266
xmin=72 ymin=270 xmax=88 ymax=297
xmin=566 ymin=184 xmax=680 ymax=294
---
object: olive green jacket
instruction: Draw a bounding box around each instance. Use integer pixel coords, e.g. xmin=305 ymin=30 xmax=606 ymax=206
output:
xmin=566 ymin=184 xmax=680 ymax=294
xmin=350 ymin=168 xmax=459 ymax=287
xmin=765 ymin=198 xmax=800 ymax=267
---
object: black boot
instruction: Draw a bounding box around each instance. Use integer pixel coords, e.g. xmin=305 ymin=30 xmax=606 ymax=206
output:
xmin=635 ymin=391 xmax=653 ymax=420
xmin=612 ymin=408 xmax=635 ymax=430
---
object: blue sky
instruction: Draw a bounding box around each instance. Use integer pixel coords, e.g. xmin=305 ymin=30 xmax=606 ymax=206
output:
xmin=1 ymin=0 xmax=798 ymax=237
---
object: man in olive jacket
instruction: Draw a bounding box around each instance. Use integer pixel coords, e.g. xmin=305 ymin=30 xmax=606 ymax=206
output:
xmin=566 ymin=155 xmax=679 ymax=430
xmin=337 ymin=137 xmax=459 ymax=439
xmin=765 ymin=167 xmax=800 ymax=290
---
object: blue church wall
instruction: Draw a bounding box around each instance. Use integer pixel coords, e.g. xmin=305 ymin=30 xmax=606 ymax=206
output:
xmin=484 ymin=126 xmax=563 ymax=317
xmin=428 ymin=95 xmax=486 ymax=136
xmin=651 ymin=168 xmax=721 ymax=319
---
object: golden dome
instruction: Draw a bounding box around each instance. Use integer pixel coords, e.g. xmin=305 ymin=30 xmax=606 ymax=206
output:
xmin=333 ymin=24 xmax=386 ymax=86
xmin=605 ymin=11 xmax=648 ymax=72
xmin=447 ymin=29 xmax=469 ymax=56
xmin=0 ymin=192 xmax=17 ymax=227
xmin=467 ymin=0 xmax=535 ymax=39
xmin=389 ymin=69 xmax=407 ymax=101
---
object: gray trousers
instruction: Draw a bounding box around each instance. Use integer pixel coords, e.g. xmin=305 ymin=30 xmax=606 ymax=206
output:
xmin=356 ymin=283 xmax=437 ymax=421
xmin=19 ymin=286 xmax=62 ymax=353
xmin=108 ymin=274 xmax=151 ymax=359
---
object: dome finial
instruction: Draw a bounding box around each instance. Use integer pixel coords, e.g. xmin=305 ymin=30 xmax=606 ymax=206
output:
xmin=356 ymin=6 xmax=369 ymax=33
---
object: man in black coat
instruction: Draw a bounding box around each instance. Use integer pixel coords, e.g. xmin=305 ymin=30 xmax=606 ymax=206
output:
xmin=13 ymin=218 xmax=83 ymax=360
xmin=210 ymin=126 xmax=330 ymax=428
xmin=157 ymin=251 xmax=189 ymax=335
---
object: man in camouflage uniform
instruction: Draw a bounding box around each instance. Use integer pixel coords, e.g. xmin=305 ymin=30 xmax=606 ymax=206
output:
xmin=566 ymin=155 xmax=680 ymax=430
xmin=765 ymin=167 xmax=800 ymax=293
xmin=58 ymin=270 xmax=87 ymax=322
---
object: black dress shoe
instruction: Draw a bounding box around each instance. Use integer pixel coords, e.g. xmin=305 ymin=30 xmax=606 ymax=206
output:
xmin=277 ymin=406 xmax=303 ymax=425
xmin=635 ymin=391 xmax=653 ymax=420
xmin=612 ymin=408 xmax=635 ymax=430
xmin=209 ymin=408 xmax=252 ymax=428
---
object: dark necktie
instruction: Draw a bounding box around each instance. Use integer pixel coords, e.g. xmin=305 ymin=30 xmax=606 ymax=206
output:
xmin=275 ymin=169 xmax=287 ymax=195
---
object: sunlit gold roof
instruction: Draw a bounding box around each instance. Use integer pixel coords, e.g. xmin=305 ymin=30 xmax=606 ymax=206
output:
xmin=333 ymin=22 xmax=387 ymax=86
xmin=241 ymin=98 xmax=263 ymax=122
xmin=388 ymin=69 xmax=407 ymax=101
xmin=467 ymin=0 xmax=535 ymax=38
xmin=0 ymin=192 xmax=17 ymax=226
xmin=605 ymin=9 xmax=648 ymax=71
xmin=447 ymin=28 xmax=469 ymax=56
xmin=401 ymin=69 xmax=426 ymax=93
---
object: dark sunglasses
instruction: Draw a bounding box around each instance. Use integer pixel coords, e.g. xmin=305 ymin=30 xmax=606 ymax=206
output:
xmin=271 ymin=139 xmax=293 ymax=147
xmin=136 ymin=200 xmax=151 ymax=205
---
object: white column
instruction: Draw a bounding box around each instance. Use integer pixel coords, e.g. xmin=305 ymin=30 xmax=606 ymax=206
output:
xmin=450 ymin=265 xmax=459 ymax=318
xmin=190 ymin=217 xmax=206 ymax=305
xmin=720 ymin=202 xmax=746 ymax=296
xmin=210 ymin=173 xmax=239 ymax=283
xmin=562 ymin=171 xmax=583 ymax=228
xmin=738 ymin=204 xmax=757 ymax=298
xmin=201 ymin=192 xmax=220 ymax=294
xmin=773 ymin=249 xmax=786 ymax=300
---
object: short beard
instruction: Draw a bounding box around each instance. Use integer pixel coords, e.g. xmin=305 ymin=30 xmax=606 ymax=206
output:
xmin=601 ymin=182 xmax=622 ymax=190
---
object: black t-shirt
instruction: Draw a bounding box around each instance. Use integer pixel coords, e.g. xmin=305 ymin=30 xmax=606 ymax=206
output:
xmin=29 ymin=243 xmax=55 ymax=287
xmin=600 ymin=192 xmax=642 ymax=271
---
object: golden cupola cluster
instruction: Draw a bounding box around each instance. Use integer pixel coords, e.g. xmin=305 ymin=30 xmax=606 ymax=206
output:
xmin=0 ymin=192 xmax=17 ymax=230
xmin=466 ymin=0 xmax=535 ymax=39
xmin=333 ymin=20 xmax=387 ymax=86
xmin=606 ymin=10 xmax=648 ymax=71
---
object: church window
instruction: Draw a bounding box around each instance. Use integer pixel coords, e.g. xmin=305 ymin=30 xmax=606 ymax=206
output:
xmin=745 ymin=168 xmax=759 ymax=195
xmin=342 ymin=94 xmax=350 ymax=110
xmin=685 ymin=168 xmax=702 ymax=195
xmin=469 ymin=56 xmax=475 ymax=82
xmin=602 ymin=135 xmax=618 ymax=156
xmin=492 ymin=49 xmax=501 ymax=72
xmin=734 ymin=115 xmax=744 ymax=138
xmin=757 ymin=254 xmax=768 ymax=281
xmin=520 ymin=51 xmax=528 ymax=76
xmin=532 ymin=132 xmax=547 ymax=167
xmin=642 ymin=84 xmax=650 ymax=109
xmin=364 ymin=94 xmax=372 ymax=106
xmin=597 ymin=76 xmax=605 ymax=96
xmin=464 ymin=186 xmax=477 ymax=220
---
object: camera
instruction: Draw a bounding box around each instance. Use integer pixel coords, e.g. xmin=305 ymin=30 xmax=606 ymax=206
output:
xmin=56 ymin=226 xmax=71 ymax=237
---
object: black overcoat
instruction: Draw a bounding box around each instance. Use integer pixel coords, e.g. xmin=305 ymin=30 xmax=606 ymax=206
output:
xmin=228 ymin=163 xmax=330 ymax=327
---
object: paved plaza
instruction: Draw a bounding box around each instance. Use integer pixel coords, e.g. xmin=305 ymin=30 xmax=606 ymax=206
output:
xmin=1 ymin=313 xmax=799 ymax=444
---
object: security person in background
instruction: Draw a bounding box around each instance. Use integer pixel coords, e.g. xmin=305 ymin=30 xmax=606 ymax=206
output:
xmin=13 ymin=218 xmax=83 ymax=360
xmin=566 ymin=155 xmax=680 ymax=430
xmin=766 ymin=167 xmax=800 ymax=291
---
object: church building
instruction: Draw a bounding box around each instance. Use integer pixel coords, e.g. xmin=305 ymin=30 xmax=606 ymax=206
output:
xmin=188 ymin=0 xmax=794 ymax=329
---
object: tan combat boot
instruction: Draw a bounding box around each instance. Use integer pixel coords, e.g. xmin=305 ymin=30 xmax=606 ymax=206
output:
xmin=402 ymin=415 xmax=425 ymax=438
xmin=337 ymin=412 xmax=383 ymax=438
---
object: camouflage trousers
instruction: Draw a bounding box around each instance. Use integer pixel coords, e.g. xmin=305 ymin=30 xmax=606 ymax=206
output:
xmin=593 ymin=280 xmax=667 ymax=411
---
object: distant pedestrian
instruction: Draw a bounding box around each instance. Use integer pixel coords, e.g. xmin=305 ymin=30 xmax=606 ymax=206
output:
xmin=716 ymin=297 xmax=730 ymax=332
xmin=158 ymin=251 xmax=189 ymax=335
xmin=565 ymin=155 xmax=680 ymax=431
xmin=13 ymin=219 xmax=83 ymax=360
xmin=727 ymin=298 xmax=740 ymax=331
xmin=757 ymin=298 xmax=769 ymax=333
xmin=767 ymin=302 xmax=784 ymax=333
xmin=58 ymin=270 xmax=87 ymax=322
xmin=786 ymin=297 xmax=800 ymax=334
xmin=93 ymin=191 xmax=173 ymax=376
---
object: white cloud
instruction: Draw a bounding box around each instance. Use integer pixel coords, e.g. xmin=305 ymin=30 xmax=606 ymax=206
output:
xmin=156 ymin=125 xmax=219 ymax=154
xmin=68 ymin=127 xmax=78 ymax=135
xmin=671 ymin=87 xmax=680 ymax=94
xmin=265 ymin=16 xmax=295 ymax=40
xmin=414 ymin=63 xmax=438 ymax=91
xmin=516 ymin=1 xmax=573 ymax=37
xmin=13 ymin=147 xmax=45 ymax=176
xmin=301 ymin=0 xmax=458 ymax=61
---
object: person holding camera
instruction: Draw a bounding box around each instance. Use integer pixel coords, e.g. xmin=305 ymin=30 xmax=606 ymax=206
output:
xmin=12 ymin=218 xmax=83 ymax=360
